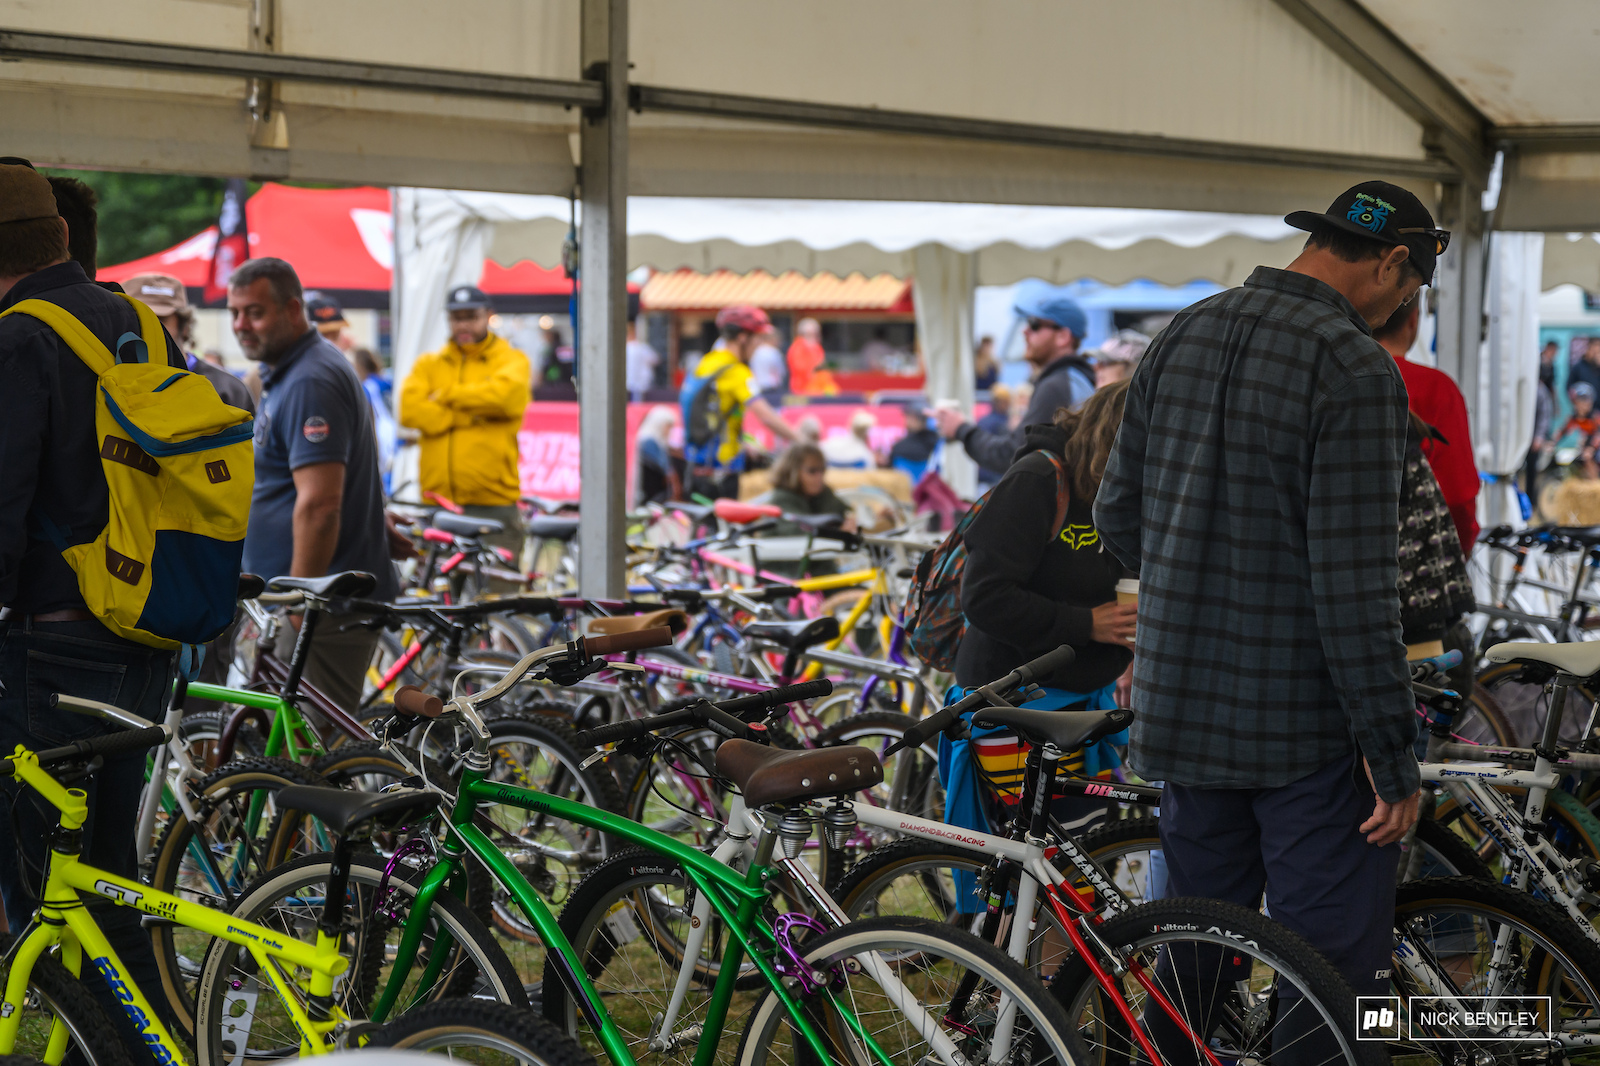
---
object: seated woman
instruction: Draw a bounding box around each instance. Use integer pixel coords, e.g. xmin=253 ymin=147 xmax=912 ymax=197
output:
xmin=762 ymin=443 xmax=857 ymax=577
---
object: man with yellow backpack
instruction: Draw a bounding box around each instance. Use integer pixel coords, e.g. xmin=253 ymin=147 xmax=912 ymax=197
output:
xmin=0 ymin=162 xmax=253 ymax=1061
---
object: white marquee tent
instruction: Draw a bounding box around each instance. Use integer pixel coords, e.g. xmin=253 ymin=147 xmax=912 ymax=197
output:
xmin=9 ymin=0 xmax=1600 ymax=591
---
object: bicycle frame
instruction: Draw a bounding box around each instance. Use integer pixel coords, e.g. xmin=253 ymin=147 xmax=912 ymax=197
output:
xmin=390 ymin=768 xmax=854 ymax=1066
xmin=0 ymin=751 xmax=349 ymax=1065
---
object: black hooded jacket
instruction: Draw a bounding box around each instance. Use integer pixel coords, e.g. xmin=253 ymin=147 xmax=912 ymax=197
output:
xmin=955 ymin=422 xmax=1133 ymax=693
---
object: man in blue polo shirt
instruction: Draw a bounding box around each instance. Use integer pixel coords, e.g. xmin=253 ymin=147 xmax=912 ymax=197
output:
xmin=230 ymin=257 xmax=397 ymax=715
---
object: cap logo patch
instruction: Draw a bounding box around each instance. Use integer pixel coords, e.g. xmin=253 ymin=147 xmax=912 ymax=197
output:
xmin=455 ymin=289 xmax=469 ymax=302
xmin=303 ymin=416 xmax=330 ymax=443
xmin=1347 ymin=193 xmax=1394 ymax=234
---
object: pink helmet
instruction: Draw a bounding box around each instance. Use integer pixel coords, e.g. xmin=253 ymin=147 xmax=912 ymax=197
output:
xmin=715 ymin=304 xmax=773 ymax=335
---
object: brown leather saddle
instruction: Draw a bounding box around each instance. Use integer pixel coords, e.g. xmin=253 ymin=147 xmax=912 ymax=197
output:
xmin=715 ymin=739 xmax=884 ymax=808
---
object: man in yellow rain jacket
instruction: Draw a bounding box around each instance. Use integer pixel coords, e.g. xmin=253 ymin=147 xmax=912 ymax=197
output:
xmin=399 ymin=285 xmax=530 ymax=567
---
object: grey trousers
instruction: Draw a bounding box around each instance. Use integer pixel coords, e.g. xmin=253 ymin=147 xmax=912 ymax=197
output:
xmin=272 ymin=612 xmax=381 ymax=725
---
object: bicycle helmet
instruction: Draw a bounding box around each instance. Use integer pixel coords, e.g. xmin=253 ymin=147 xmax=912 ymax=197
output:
xmin=715 ymin=304 xmax=772 ymax=335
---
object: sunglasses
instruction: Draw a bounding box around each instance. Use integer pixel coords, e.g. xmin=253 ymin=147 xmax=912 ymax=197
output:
xmin=1025 ymin=318 xmax=1060 ymax=332
xmin=1398 ymin=226 xmax=1452 ymax=255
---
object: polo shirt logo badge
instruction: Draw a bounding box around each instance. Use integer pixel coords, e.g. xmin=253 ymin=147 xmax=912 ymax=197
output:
xmin=105 ymin=546 xmax=144 ymax=585
xmin=302 ymin=416 xmax=330 ymax=443
xmin=205 ymin=459 xmax=231 ymax=484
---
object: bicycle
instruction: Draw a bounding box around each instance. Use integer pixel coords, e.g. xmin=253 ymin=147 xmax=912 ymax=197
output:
xmin=573 ymin=645 xmax=1385 ymax=1066
xmin=0 ymin=695 xmax=583 ymax=1066
xmin=232 ymin=628 xmax=1089 ymax=1066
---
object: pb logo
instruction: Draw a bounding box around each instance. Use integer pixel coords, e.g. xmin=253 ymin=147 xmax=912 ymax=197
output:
xmin=1357 ymin=997 xmax=1402 ymax=1040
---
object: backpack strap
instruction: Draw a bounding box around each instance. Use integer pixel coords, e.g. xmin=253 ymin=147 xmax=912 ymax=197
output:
xmin=0 ymin=293 xmax=171 ymax=375
xmin=1042 ymin=453 xmax=1072 ymax=538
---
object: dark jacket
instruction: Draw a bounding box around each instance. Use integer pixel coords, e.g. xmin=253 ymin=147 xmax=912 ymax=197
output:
xmin=195 ymin=357 xmax=256 ymax=414
xmin=0 ymin=261 xmax=187 ymax=613
xmin=956 ymin=422 xmax=1132 ymax=692
xmin=955 ymin=355 xmax=1094 ymax=473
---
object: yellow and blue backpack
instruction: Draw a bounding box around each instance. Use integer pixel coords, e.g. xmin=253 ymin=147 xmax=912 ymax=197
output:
xmin=0 ymin=294 xmax=254 ymax=666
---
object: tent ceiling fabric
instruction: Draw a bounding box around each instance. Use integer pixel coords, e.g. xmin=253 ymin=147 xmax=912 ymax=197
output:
xmin=0 ymin=0 xmax=1441 ymax=215
xmin=475 ymin=196 xmax=1303 ymax=287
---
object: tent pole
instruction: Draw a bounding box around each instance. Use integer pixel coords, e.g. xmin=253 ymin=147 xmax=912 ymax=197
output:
xmin=577 ymin=0 xmax=629 ymax=600
xmin=1433 ymin=181 xmax=1486 ymax=433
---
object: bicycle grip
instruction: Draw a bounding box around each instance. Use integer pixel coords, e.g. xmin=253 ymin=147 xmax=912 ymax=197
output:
xmin=889 ymin=703 xmax=960 ymax=756
xmin=575 ymin=718 xmax=652 ymax=748
xmin=1015 ymin=644 xmax=1075 ymax=684
xmin=35 ymin=726 xmax=170 ymax=768
xmin=714 ymin=679 xmax=834 ymax=719
xmin=393 ymin=685 xmax=445 ymax=718
xmin=584 ymin=626 xmax=674 ymax=657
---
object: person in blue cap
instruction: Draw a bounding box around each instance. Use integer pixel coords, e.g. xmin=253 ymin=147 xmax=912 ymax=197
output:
xmin=936 ymin=288 xmax=1094 ymax=474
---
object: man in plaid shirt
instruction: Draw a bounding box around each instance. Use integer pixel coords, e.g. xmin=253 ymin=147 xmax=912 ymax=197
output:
xmin=1095 ymin=182 xmax=1447 ymax=1007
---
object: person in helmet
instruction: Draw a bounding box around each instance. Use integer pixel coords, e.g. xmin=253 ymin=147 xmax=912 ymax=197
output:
xmin=1560 ymin=382 xmax=1600 ymax=478
xmin=682 ymin=304 xmax=799 ymax=498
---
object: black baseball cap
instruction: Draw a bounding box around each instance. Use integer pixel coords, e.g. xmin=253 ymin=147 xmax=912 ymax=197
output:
xmin=446 ymin=284 xmax=492 ymax=311
xmin=1284 ymin=180 xmax=1449 ymax=281
xmin=306 ymin=293 xmax=346 ymax=325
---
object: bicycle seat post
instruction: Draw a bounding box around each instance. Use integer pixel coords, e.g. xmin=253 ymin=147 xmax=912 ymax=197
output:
xmin=282 ymin=596 xmax=325 ymax=702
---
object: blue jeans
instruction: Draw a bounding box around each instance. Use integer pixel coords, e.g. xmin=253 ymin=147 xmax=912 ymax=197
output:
xmin=0 ymin=617 xmax=174 ymax=1064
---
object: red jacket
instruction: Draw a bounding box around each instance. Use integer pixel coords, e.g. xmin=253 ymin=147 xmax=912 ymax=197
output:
xmin=1395 ymin=357 xmax=1479 ymax=551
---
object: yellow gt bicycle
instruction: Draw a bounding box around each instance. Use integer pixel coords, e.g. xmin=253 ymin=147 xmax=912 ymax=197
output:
xmin=0 ymin=694 xmax=591 ymax=1066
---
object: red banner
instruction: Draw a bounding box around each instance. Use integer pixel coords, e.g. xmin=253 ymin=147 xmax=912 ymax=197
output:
xmin=517 ymin=401 xmax=931 ymax=501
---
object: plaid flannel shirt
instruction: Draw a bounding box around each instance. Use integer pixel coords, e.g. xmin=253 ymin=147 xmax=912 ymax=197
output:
xmin=1093 ymin=266 xmax=1419 ymax=802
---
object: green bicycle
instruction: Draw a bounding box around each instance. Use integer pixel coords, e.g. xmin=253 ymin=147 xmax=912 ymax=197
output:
xmin=0 ymin=694 xmax=586 ymax=1066
xmin=221 ymin=626 xmax=1086 ymax=1066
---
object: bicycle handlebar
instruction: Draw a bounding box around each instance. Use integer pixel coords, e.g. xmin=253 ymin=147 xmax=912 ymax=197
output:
xmin=32 ymin=726 xmax=169 ymax=769
xmin=712 ymin=679 xmax=834 ymax=720
xmin=573 ymin=680 xmax=833 ymax=749
xmin=582 ymin=626 xmax=674 ymax=657
xmin=887 ymin=644 xmax=1076 ymax=755
xmin=393 ymin=684 xmax=445 ymax=718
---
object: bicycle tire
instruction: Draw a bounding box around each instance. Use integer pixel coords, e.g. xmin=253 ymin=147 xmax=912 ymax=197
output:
xmin=0 ymin=935 xmax=133 ymax=1066
xmin=542 ymin=846 xmax=770 ymax=1051
xmin=736 ymin=914 xmax=1086 ymax=1066
xmin=1393 ymin=875 xmax=1600 ymax=1062
xmin=147 ymin=755 xmax=329 ymax=1041
xmin=178 ymin=707 xmax=268 ymax=771
xmin=193 ymin=851 xmax=526 ymax=1065
xmin=1048 ymin=896 xmax=1385 ymax=1066
xmin=368 ymin=998 xmax=593 ymax=1066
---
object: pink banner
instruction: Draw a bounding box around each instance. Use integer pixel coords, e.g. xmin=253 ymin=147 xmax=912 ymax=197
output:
xmin=517 ymin=401 xmax=933 ymax=501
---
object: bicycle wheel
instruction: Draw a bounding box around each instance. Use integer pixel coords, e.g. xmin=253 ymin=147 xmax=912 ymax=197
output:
xmin=831 ymin=837 xmax=1075 ymax=972
xmin=178 ymin=707 xmax=268 ymax=771
xmin=147 ymin=756 xmax=329 ymax=1041
xmin=0 ymin=937 xmax=133 ymax=1066
xmin=543 ymin=848 xmax=773 ymax=1059
xmin=1392 ymin=875 xmax=1600 ymax=1063
xmin=463 ymin=711 xmax=626 ymax=990
xmin=1474 ymin=661 xmax=1583 ymax=747
xmin=1049 ymin=897 xmax=1384 ymax=1066
xmin=369 ymin=998 xmax=593 ymax=1066
xmin=736 ymin=915 xmax=1085 ymax=1066
xmin=193 ymin=851 xmax=526 ymax=1066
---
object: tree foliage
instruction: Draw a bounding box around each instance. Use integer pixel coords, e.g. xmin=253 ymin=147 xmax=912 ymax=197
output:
xmin=40 ymin=170 xmax=234 ymax=269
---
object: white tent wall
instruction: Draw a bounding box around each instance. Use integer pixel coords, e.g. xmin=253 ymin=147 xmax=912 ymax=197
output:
xmin=1478 ymin=231 xmax=1544 ymax=530
xmin=912 ymin=245 xmax=978 ymax=499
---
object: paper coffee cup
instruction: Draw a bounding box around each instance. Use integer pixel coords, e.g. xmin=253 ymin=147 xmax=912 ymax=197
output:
xmin=1115 ymin=578 xmax=1139 ymax=606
